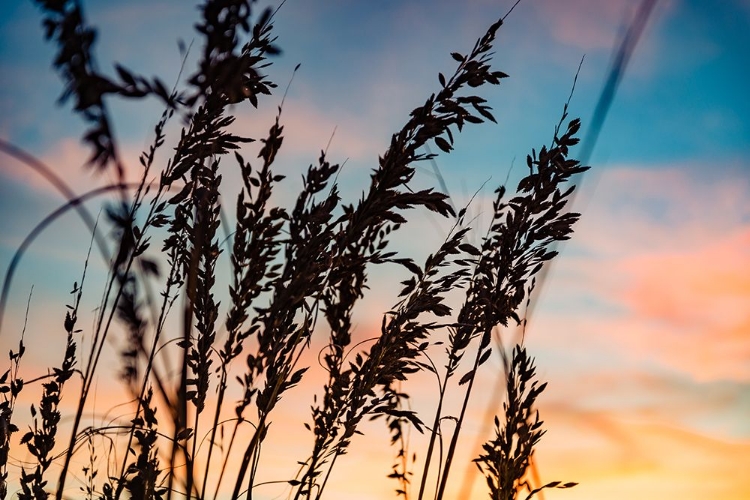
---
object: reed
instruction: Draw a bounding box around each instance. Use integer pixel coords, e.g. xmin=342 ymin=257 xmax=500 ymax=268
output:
xmin=0 ymin=1 xmax=588 ymax=499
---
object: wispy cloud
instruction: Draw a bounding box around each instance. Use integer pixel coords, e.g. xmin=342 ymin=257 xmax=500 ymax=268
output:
xmin=553 ymin=164 xmax=750 ymax=381
xmin=533 ymin=0 xmax=635 ymax=50
xmin=535 ymin=407 xmax=750 ymax=500
xmin=501 ymin=159 xmax=750 ymax=496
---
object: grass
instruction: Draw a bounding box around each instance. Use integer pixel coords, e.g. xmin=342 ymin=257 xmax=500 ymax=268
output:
xmin=0 ymin=1 xmax=592 ymax=499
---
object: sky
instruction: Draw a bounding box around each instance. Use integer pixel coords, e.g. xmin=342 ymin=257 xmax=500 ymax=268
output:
xmin=0 ymin=0 xmax=749 ymax=499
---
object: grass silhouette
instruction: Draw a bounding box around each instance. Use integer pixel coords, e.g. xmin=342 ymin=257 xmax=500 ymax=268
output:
xmin=0 ymin=1 xmax=595 ymax=499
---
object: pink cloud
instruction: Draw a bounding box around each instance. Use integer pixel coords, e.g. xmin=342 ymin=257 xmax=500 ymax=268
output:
xmin=621 ymin=227 xmax=750 ymax=330
xmin=1 ymin=138 xmax=90 ymax=195
xmin=227 ymin=92 xmax=391 ymax=171
xmin=571 ymin=164 xmax=750 ymax=257
xmin=521 ymin=0 xmax=677 ymax=80
xmin=530 ymin=163 xmax=750 ymax=382
xmin=1 ymin=136 xmax=158 ymax=201
xmin=532 ymin=0 xmax=632 ymax=50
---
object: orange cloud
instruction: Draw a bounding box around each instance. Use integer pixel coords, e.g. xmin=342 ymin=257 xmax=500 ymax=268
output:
xmin=534 ymin=407 xmax=750 ymax=500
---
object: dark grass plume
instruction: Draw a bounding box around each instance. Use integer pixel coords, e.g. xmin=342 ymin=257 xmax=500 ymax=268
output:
xmin=0 ymin=2 xmax=592 ymax=500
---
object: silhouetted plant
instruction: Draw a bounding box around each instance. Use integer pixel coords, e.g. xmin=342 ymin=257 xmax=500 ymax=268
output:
xmin=0 ymin=1 xmax=590 ymax=500
xmin=474 ymin=346 xmax=576 ymax=500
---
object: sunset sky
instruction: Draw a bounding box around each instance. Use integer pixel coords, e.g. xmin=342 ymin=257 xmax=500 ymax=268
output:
xmin=1 ymin=1 xmax=749 ymax=499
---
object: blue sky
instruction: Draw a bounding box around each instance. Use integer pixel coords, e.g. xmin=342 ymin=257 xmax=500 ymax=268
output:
xmin=1 ymin=1 xmax=749 ymax=499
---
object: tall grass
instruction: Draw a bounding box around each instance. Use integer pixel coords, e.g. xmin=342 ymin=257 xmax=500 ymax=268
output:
xmin=0 ymin=1 xmax=589 ymax=499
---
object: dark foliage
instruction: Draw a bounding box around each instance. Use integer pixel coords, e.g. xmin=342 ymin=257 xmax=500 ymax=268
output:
xmin=0 ymin=2 xmax=590 ymax=500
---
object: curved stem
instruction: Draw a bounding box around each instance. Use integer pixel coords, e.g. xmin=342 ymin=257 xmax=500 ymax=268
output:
xmin=0 ymin=183 xmax=136 ymax=337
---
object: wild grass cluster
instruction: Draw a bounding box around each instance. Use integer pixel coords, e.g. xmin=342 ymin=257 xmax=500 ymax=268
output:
xmin=0 ymin=1 xmax=589 ymax=499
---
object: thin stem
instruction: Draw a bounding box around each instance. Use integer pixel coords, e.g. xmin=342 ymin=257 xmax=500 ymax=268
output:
xmin=416 ymin=382 xmax=448 ymax=500
xmin=201 ymin=369 xmax=228 ymax=500
xmin=434 ymin=330 xmax=486 ymax=500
